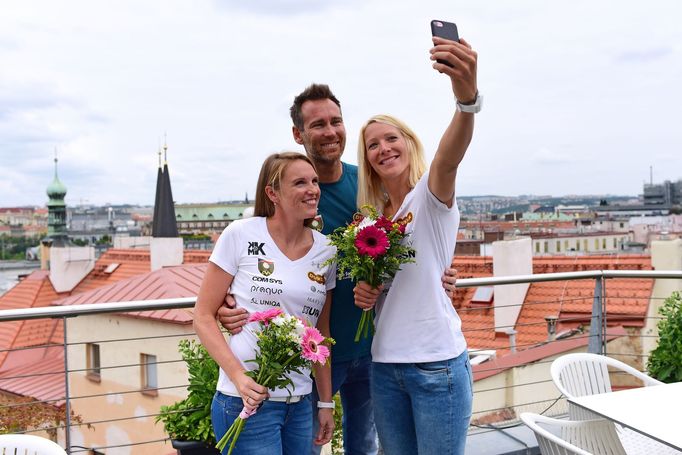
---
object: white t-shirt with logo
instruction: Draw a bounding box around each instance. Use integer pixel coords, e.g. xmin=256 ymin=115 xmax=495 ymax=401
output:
xmin=372 ymin=172 xmax=467 ymax=363
xmin=209 ymin=216 xmax=336 ymax=398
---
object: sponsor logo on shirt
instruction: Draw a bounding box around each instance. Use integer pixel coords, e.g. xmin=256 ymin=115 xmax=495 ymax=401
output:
xmin=302 ymin=304 xmax=320 ymax=318
xmin=394 ymin=211 xmax=413 ymax=227
xmin=250 ymin=298 xmax=281 ymax=307
xmin=252 ymin=276 xmax=283 ymax=285
xmin=250 ymin=285 xmax=283 ymax=295
xmin=307 ymin=271 xmax=326 ymax=285
xmin=258 ymin=258 xmax=275 ymax=276
xmin=248 ymin=241 xmax=266 ymax=255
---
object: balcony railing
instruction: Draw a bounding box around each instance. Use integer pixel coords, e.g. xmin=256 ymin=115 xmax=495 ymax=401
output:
xmin=1 ymin=270 xmax=680 ymax=454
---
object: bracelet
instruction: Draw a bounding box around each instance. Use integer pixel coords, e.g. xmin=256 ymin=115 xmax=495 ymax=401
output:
xmin=317 ymin=401 xmax=335 ymax=409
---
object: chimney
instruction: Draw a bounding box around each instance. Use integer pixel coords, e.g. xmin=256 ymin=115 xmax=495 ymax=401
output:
xmin=645 ymin=239 xmax=682 ymax=358
xmin=492 ymin=237 xmax=532 ymax=334
xmin=545 ymin=315 xmax=558 ymax=342
xmin=503 ymin=328 xmax=517 ymax=353
xmin=49 ymin=245 xmax=96 ymax=293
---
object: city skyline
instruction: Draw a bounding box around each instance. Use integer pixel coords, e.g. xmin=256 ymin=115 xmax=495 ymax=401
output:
xmin=1 ymin=0 xmax=681 ymax=206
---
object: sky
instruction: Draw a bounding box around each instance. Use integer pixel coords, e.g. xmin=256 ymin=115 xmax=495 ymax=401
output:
xmin=1 ymin=0 xmax=681 ymax=207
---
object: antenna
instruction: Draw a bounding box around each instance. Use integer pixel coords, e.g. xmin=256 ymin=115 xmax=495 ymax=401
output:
xmin=650 ymin=165 xmax=653 ymax=185
xmin=163 ymin=132 xmax=168 ymax=165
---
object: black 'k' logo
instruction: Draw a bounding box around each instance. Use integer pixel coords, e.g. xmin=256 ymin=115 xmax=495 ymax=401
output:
xmin=248 ymin=241 xmax=265 ymax=255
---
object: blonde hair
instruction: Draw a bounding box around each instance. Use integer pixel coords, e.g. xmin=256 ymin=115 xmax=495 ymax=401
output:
xmin=254 ymin=152 xmax=316 ymax=217
xmin=357 ymin=114 xmax=427 ymax=211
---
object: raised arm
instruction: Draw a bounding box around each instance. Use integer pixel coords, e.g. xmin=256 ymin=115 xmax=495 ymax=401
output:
xmin=428 ymin=37 xmax=479 ymax=207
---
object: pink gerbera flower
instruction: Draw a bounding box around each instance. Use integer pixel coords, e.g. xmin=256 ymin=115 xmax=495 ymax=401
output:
xmin=248 ymin=308 xmax=283 ymax=325
xmin=355 ymin=225 xmax=389 ymax=258
xmin=374 ymin=216 xmax=393 ymax=232
xmin=301 ymin=327 xmax=330 ymax=364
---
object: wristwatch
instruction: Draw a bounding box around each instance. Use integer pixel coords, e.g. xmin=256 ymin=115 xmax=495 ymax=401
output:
xmin=456 ymin=92 xmax=483 ymax=114
xmin=317 ymin=401 xmax=335 ymax=409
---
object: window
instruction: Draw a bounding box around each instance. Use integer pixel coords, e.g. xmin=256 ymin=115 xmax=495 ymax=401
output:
xmin=556 ymin=241 xmax=561 ymax=252
xmin=564 ymin=240 xmax=569 ymax=250
xmin=87 ymin=343 xmax=101 ymax=382
xmin=595 ymin=239 xmax=599 ymax=249
xmin=576 ymin=240 xmax=580 ymax=251
xmin=613 ymin=238 xmax=617 ymax=248
xmin=543 ymin=241 xmax=548 ymax=253
xmin=584 ymin=239 xmax=588 ymax=251
xmin=535 ymin=242 xmax=540 ymax=253
xmin=141 ymin=353 xmax=158 ymax=395
xmin=602 ymin=238 xmax=607 ymax=249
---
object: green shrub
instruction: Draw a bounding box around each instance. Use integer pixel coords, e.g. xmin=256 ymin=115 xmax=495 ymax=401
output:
xmin=156 ymin=339 xmax=219 ymax=444
xmin=647 ymin=291 xmax=682 ymax=383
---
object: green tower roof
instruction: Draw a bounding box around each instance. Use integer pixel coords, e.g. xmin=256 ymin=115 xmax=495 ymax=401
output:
xmin=46 ymin=157 xmax=67 ymax=199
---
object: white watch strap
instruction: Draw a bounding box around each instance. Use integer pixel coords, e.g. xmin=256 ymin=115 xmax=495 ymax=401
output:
xmin=457 ymin=93 xmax=483 ymax=113
xmin=317 ymin=401 xmax=335 ymax=409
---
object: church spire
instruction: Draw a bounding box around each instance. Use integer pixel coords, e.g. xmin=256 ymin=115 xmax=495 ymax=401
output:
xmin=151 ymin=140 xmax=179 ymax=238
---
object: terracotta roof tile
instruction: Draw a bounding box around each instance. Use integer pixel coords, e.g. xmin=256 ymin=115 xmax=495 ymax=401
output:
xmin=0 ymin=271 xmax=63 ymax=365
xmin=54 ymin=264 xmax=208 ymax=324
xmin=0 ymin=346 xmax=64 ymax=405
xmin=453 ymin=255 xmax=653 ymax=357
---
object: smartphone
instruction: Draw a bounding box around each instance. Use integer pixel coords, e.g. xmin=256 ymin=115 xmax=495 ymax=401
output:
xmin=430 ymin=20 xmax=459 ymax=67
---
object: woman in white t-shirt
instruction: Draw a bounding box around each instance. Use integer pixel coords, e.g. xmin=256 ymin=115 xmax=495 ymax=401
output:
xmin=353 ymin=37 xmax=480 ymax=455
xmin=194 ymin=152 xmax=336 ymax=454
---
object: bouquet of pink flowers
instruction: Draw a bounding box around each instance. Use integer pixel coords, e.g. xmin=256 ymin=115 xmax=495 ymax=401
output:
xmin=326 ymin=205 xmax=416 ymax=341
xmin=216 ymin=308 xmax=333 ymax=454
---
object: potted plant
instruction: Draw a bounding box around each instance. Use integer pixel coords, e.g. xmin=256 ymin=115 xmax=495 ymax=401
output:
xmin=647 ymin=291 xmax=682 ymax=383
xmin=156 ymin=339 xmax=220 ymax=454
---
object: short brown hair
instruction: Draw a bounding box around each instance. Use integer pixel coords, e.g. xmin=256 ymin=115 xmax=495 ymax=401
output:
xmin=290 ymin=83 xmax=342 ymax=130
xmin=254 ymin=152 xmax=317 ymax=217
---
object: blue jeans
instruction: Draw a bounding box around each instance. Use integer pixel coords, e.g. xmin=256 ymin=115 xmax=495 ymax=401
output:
xmin=371 ymin=351 xmax=473 ymax=455
xmin=311 ymin=355 xmax=378 ymax=455
xmin=212 ymin=391 xmax=312 ymax=455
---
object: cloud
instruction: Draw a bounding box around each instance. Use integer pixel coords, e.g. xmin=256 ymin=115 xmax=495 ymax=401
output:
xmin=211 ymin=0 xmax=357 ymax=15
xmin=1 ymin=0 xmax=682 ymax=205
xmin=615 ymin=47 xmax=673 ymax=63
xmin=532 ymin=148 xmax=576 ymax=165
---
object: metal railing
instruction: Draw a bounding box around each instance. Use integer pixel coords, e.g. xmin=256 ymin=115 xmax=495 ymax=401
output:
xmin=0 ymin=269 xmax=681 ymax=454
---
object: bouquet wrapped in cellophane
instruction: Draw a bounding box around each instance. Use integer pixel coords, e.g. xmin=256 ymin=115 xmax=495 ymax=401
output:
xmin=326 ymin=205 xmax=415 ymax=341
xmin=216 ymin=308 xmax=333 ymax=454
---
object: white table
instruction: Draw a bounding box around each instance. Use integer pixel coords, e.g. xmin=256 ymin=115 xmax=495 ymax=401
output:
xmin=568 ymin=381 xmax=682 ymax=451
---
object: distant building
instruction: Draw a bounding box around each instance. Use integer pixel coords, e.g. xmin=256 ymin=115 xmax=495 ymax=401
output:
xmin=0 ymin=207 xmax=48 ymax=237
xmin=174 ymin=202 xmax=253 ymax=235
xmin=69 ymin=206 xmax=149 ymax=243
xmin=529 ymin=231 xmax=631 ymax=255
xmin=643 ymin=179 xmax=682 ymax=207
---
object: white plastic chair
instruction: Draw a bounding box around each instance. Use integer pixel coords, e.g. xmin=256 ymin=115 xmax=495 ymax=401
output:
xmin=551 ymin=353 xmax=679 ymax=455
xmin=0 ymin=434 xmax=67 ymax=454
xmin=521 ymin=412 xmax=627 ymax=455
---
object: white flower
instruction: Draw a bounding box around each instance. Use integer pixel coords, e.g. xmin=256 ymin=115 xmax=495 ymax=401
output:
xmin=294 ymin=319 xmax=306 ymax=337
xmin=357 ymin=217 xmax=376 ymax=230
xmin=272 ymin=315 xmax=286 ymax=326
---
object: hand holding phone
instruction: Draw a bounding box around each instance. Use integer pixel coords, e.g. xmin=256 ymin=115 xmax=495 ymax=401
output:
xmin=430 ymin=20 xmax=459 ymax=67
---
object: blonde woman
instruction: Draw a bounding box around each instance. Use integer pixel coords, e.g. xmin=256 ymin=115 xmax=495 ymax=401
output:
xmin=353 ymin=37 xmax=480 ymax=455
